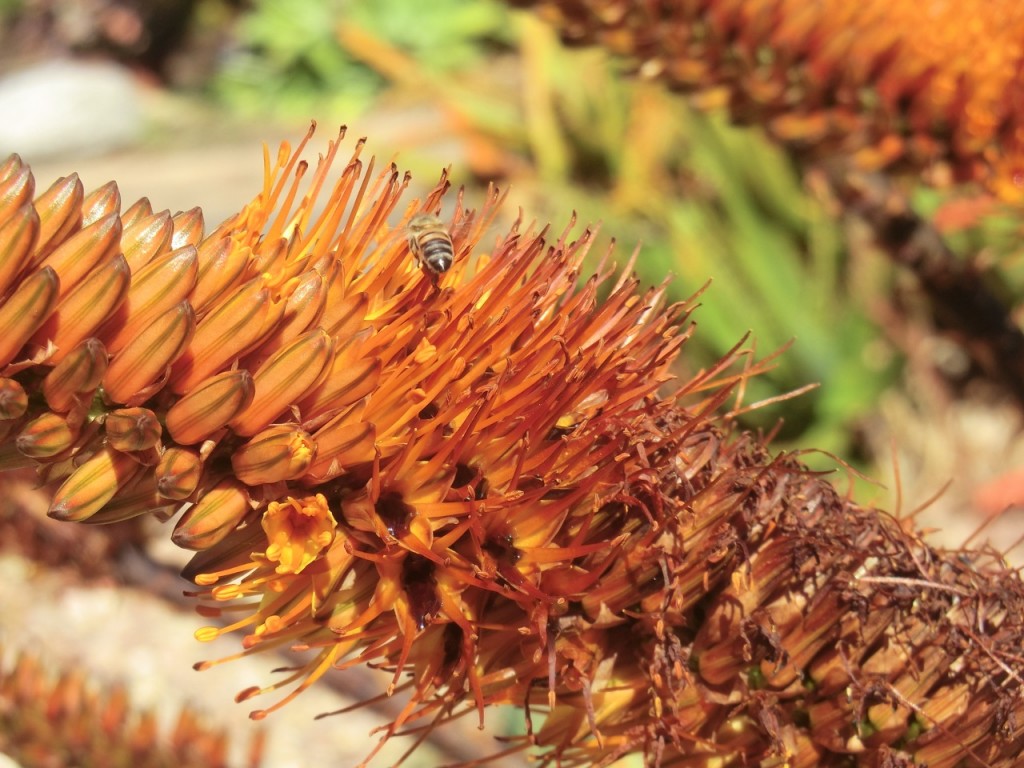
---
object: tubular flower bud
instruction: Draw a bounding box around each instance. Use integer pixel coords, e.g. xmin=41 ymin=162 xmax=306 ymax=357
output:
xmin=31 ymin=173 xmax=83 ymax=263
xmin=240 ymin=268 xmax=327 ymax=371
xmin=99 ymin=244 xmax=199 ymax=355
xmin=155 ymin=447 xmax=203 ymax=501
xmin=42 ymin=338 xmax=108 ymax=413
xmin=231 ymin=426 xmax=316 ymax=486
xmin=101 ymin=301 xmax=195 ymax=405
xmin=104 ymin=407 xmax=162 ymax=452
xmin=0 ymin=157 xmax=35 ymax=217
xmin=120 ymin=196 xmax=152 ymax=228
xmin=228 ymin=328 xmax=334 ymax=437
xmin=16 ymin=411 xmax=76 ymax=459
xmin=170 ymin=207 xmax=204 ymax=249
xmin=167 ymin=279 xmax=271 ymax=394
xmin=0 ymin=376 xmax=27 ymax=419
xmin=38 ymin=212 xmax=121 ymax=300
xmin=172 ymin=479 xmax=253 ymax=551
xmin=81 ymin=179 xmax=120 ymax=225
xmin=120 ymin=210 xmax=173 ymax=273
xmin=165 ymin=369 xmax=255 ymax=445
xmin=0 ymin=203 xmax=39 ymax=297
xmin=81 ymin=472 xmax=171 ymax=524
xmin=31 ymin=254 xmax=130 ymax=364
xmin=0 ymin=266 xmax=59 ymax=368
xmin=48 ymin=446 xmax=140 ymax=522
xmin=189 ymin=237 xmax=249 ymax=314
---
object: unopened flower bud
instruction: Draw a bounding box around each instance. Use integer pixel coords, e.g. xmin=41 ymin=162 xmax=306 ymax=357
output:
xmin=0 ymin=376 xmax=27 ymax=419
xmin=172 ymin=479 xmax=253 ymax=551
xmin=48 ymin=446 xmax=140 ymax=522
xmin=16 ymin=411 xmax=76 ymax=459
xmin=156 ymin=446 xmax=203 ymax=500
xmin=42 ymin=338 xmax=108 ymax=412
xmin=165 ymin=369 xmax=255 ymax=445
xmin=105 ymin=407 xmax=162 ymax=452
xmin=231 ymin=426 xmax=316 ymax=485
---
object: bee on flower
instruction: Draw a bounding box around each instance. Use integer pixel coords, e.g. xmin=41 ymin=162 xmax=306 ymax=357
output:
xmin=406 ymin=212 xmax=455 ymax=278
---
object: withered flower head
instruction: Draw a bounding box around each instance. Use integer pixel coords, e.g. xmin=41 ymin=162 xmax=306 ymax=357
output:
xmin=512 ymin=0 xmax=1024 ymax=201
xmin=1 ymin=126 xmax=1023 ymax=766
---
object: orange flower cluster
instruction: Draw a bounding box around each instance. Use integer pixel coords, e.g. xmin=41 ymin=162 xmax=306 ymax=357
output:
xmin=513 ymin=0 xmax=1024 ymax=201
xmin=2 ymin=127 xmax=1024 ymax=766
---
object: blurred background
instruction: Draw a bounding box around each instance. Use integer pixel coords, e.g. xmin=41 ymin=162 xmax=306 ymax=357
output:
xmin=2 ymin=1 xmax=1024 ymax=766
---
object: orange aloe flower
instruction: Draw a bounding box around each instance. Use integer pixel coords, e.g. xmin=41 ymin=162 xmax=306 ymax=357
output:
xmin=511 ymin=0 xmax=1024 ymax=201
xmin=1 ymin=127 xmax=1023 ymax=766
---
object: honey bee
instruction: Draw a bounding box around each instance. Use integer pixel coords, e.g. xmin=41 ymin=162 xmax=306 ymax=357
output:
xmin=407 ymin=213 xmax=455 ymax=277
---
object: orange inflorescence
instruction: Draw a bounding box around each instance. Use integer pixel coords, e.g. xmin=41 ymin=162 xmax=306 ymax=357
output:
xmin=514 ymin=0 xmax=1024 ymax=201
xmin=1 ymin=126 xmax=1024 ymax=766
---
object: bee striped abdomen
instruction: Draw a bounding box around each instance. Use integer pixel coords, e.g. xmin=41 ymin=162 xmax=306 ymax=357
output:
xmin=418 ymin=233 xmax=453 ymax=273
xmin=407 ymin=213 xmax=455 ymax=276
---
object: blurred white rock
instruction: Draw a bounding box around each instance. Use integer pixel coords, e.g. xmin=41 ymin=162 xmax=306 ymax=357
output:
xmin=0 ymin=59 xmax=142 ymax=161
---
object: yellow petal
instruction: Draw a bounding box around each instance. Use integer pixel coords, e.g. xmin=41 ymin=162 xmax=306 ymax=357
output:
xmin=156 ymin=446 xmax=203 ymax=500
xmin=172 ymin=478 xmax=253 ymax=551
xmin=98 ymin=243 xmax=198 ymax=355
xmin=165 ymin=369 xmax=255 ymax=445
xmin=261 ymin=493 xmax=336 ymax=575
xmin=42 ymin=337 xmax=109 ymax=412
xmin=31 ymin=173 xmax=84 ymax=265
xmin=229 ymin=328 xmax=334 ymax=437
xmin=231 ymin=425 xmax=317 ymax=485
xmin=16 ymin=411 xmax=76 ymax=459
xmin=0 ymin=204 xmax=40 ymax=298
xmin=38 ymin=211 xmax=122 ymax=300
xmin=48 ymin=446 xmax=140 ymax=522
xmin=103 ymin=300 xmax=195 ymax=405
xmin=121 ymin=209 xmax=173 ymax=273
xmin=168 ymin=279 xmax=270 ymax=394
xmin=31 ymin=254 xmax=130 ymax=365
xmin=0 ymin=266 xmax=60 ymax=368
xmin=105 ymin=406 xmax=163 ymax=452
